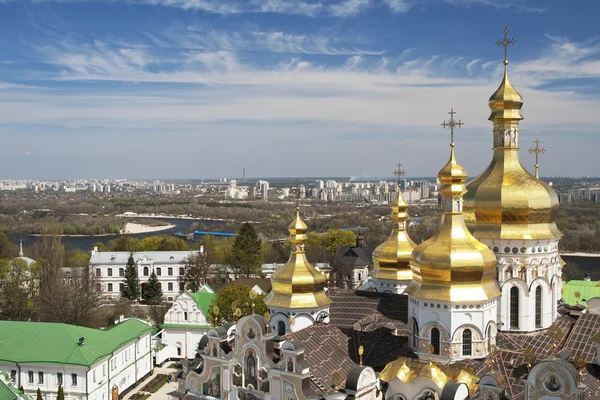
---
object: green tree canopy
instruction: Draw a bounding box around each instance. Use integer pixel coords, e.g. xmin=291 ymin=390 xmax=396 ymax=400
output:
xmin=121 ymin=253 xmax=140 ymax=301
xmin=143 ymin=271 xmax=163 ymax=305
xmin=209 ymin=283 xmax=267 ymax=324
xmin=0 ymin=258 xmax=38 ymax=321
xmin=306 ymin=229 xmax=357 ymax=254
xmin=231 ymin=223 xmax=263 ymax=277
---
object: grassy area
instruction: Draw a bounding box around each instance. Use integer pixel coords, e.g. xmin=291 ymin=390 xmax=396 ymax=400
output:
xmin=167 ymin=362 xmax=182 ymax=369
xmin=129 ymin=393 xmax=150 ymax=400
xmin=140 ymin=374 xmax=169 ymax=394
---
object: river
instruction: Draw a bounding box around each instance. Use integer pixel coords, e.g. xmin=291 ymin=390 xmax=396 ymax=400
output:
xmin=11 ymin=218 xmax=229 ymax=252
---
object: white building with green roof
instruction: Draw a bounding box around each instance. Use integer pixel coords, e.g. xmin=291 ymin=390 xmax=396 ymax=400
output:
xmin=0 ymin=318 xmax=154 ymax=400
xmin=155 ymin=285 xmax=215 ymax=365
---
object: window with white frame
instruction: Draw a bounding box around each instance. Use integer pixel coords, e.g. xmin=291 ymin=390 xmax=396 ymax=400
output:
xmin=71 ymin=373 xmax=77 ymax=386
xmin=28 ymin=371 xmax=33 ymax=383
xmin=57 ymin=373 xmax=63 ymax=386
xmin=38 ymin=372 xmax=44 ymax=384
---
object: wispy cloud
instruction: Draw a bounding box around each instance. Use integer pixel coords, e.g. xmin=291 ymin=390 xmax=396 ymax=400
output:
xmin=514 ymin=35 xmax=600 ymax=82
xmin=154 ymin=28 xmax=385 ymax=56
xmin=329 ymin=0 xmax=370 ymax=17
xmin=383 ymin=0 xmax=412 ymax=13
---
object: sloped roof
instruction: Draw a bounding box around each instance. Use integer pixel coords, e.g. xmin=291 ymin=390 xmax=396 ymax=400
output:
xmin=294 ymin=324 xmax=357 ymax=394
xmin=0 ymin=319 xmax=152 ymax=367
xmin=563 ymin=280 xmax=600 ymax=308
xmin=89 ymin=250 xmax=198 ymax=265
xmin=0 ymin=371 xmax=26 ymax=400
xmin=189 ymin=285 xmax=215 ymax=316
xmin=333 ymin=246 xmax=373 ymax=269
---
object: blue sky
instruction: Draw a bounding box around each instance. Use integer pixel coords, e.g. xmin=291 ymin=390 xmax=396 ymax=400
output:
xmin=0 ymin=0 xmax=598 ymax=179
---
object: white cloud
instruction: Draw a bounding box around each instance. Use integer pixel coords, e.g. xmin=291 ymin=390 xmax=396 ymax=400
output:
xmin=383 ymin=0 xmax=412 ymax=13
xmin=156 ymin=28 xmax=385 ymax=56
xmin=254 ymin=0 xmax=323 ymax=16
xmin=329 ymin=0 xmax=370 ymax=17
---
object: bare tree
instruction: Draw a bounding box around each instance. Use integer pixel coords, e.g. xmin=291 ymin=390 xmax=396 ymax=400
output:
xmin=180 ymin=251 xmax=214 ymax=292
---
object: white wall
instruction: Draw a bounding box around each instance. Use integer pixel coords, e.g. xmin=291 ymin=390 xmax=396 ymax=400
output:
xmin=0 ymin=332 xmax=153 ymax=400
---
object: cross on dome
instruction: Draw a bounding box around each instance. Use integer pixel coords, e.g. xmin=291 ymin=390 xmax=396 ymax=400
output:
xmin=528 ymin=138 xmax=547 ymax=179
xmin=441 ymin=108 xmax=464 ymax=146
xmin=496 ymin=24 xmax=516 ymax=66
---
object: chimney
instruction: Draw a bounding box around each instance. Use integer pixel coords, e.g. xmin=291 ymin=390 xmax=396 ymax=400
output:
xmin=78 ymin=337 xmax=85 ymax=346
xmin=584 ymin=273 xmax=591 ymax=282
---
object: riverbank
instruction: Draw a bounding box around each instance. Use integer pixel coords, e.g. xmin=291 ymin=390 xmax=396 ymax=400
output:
xmin=121 ymin=222 xmax=176 ymax=234
xmin=117 ymin=212 xmax=233 ymax=222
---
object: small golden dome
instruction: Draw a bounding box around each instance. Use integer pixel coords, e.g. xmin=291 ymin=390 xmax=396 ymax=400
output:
xmin=488 ymin=66 xmax=523 ymax=121
xmin=264 ymin=208 xmax=332 ymax=309
xmin=405 ymin=143 xmax=501 ymax=302
xmin=371 ymin=187 xmax=417 ymax=282
xmin=380 ymin=357 xmax=479 ymax=393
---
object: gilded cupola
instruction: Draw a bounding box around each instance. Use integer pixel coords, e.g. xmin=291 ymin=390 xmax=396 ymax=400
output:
xmin=371 ymin=163 xmax=417 ymax=284
xmin=463 ymin=26 xmax=562 ymax=241
xmin=405 ymin=112 xmax=501 ymax=302
xmin=264 ymin=206 xmax=332 ymax=309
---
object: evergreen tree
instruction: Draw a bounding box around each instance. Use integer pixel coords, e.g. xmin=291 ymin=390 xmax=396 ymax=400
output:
xmin=143 ymin=271 xmax=163 ymax=304
xmin=18 ymin=386 xmax=24 ymax=394
xmin=121 ymin=253 xmax=140 ymax=301
xmin=36 ymin=388 xmax=43 ymax=400
xmin=231 ymin=223 xmax=263 ymax=277
xmin=57 ymin=385 xmax=65 ymax=400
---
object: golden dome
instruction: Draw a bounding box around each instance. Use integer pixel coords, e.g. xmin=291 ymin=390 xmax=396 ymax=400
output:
xmin=371 ymin=185 xmax=417 ymax=282
xmin=380 ymin=356 xmax=478 ymax=393
xmin=463 ymin=59 xmax=562 ymax=241
xmin=405 ymin=143 xmax=501 ymax=302
xmin=264 ymin=207 xmax=332 ymax=309
xmin=488 ymin=66 xmax=523 ymax=121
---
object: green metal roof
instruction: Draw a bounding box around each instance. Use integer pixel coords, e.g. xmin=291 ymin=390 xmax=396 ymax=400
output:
xmin=187 ymin=285 xmax=215 ymax=316
xmin=0 ymin=319 xmax=153 ymax=367
xmin=563 ymin=280 xmax=600 ymax=308
xmin=0 ymin=371 xmax=26 ymax=400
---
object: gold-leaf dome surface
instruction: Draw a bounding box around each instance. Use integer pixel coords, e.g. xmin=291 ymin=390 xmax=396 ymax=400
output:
xmin=371 ymin=188 xmax=416 ymax=282
xmin=463 ymin=150 xmax=561 ymax=240
xmin=380 ymin=357 xmax=479 ymax=394
xmin=463 ymin=64 xmax=561 ymax=241
xmin=264 ymin=208 xmax=332 ymax=309
xmin=405 ymin=145 xmax=501 ymax=302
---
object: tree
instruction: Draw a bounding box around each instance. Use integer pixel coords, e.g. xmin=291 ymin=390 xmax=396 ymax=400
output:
xmin=121 ymin=254 xmax=140 ymax=301
xmin=180 ymin=252 xmax=213 ymax=293
xmin=0 ymin=258 xmax=38 ymax=321
xmin=209 ymin=283 xmax=267 ymax=324
xmin=143 ymin=271 xmax=163 ymax=305
xmin=306 ymin=229 xmax=356 ymax=254
xmin=57 ymin=385 xmax=65 ymax=400
xmin=37 ymin=388 xmax=43 ymax=400
xmin=231 ymin=223 xmax=263 ymax=277
xmin=32 ymin=223 xmax=100 ymax=326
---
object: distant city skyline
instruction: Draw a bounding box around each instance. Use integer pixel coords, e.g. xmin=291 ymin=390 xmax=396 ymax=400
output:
xmin=0 ymin=1 xmax=598 ymax=179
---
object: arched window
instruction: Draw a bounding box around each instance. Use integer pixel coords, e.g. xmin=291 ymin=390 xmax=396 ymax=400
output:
xmin=411 ymin=319 xmax=419 ymax=348
xmin=277 ymin=320 xmax=286 ymax=336
xmin=358 ymin=272 xmax=362 ymax=281
xmin=462 ymin=329 xmax=472 ymax=356
xmin=487 ymin=325 xmax=492 ymax=350
xmin=510 ymin=287 xmax=520 ymax=329
xmin=535 ymin=286 xmax=542 ymax=328
xmin=143 ymin=266 xmax=149 ymax=276
xmin=431 ymin=328 xmax=440 ymax=355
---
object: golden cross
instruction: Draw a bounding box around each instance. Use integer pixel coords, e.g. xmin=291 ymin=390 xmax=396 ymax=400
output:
xmin=528 ymin=138 xmax=546 ymax=179
xmin=496 ymin=24 xmax=516 ymax=65
xmin=393 ymin=162 xmax=406 ymax=184
xmin=441 ymin=108 xmax=464 ymax=145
